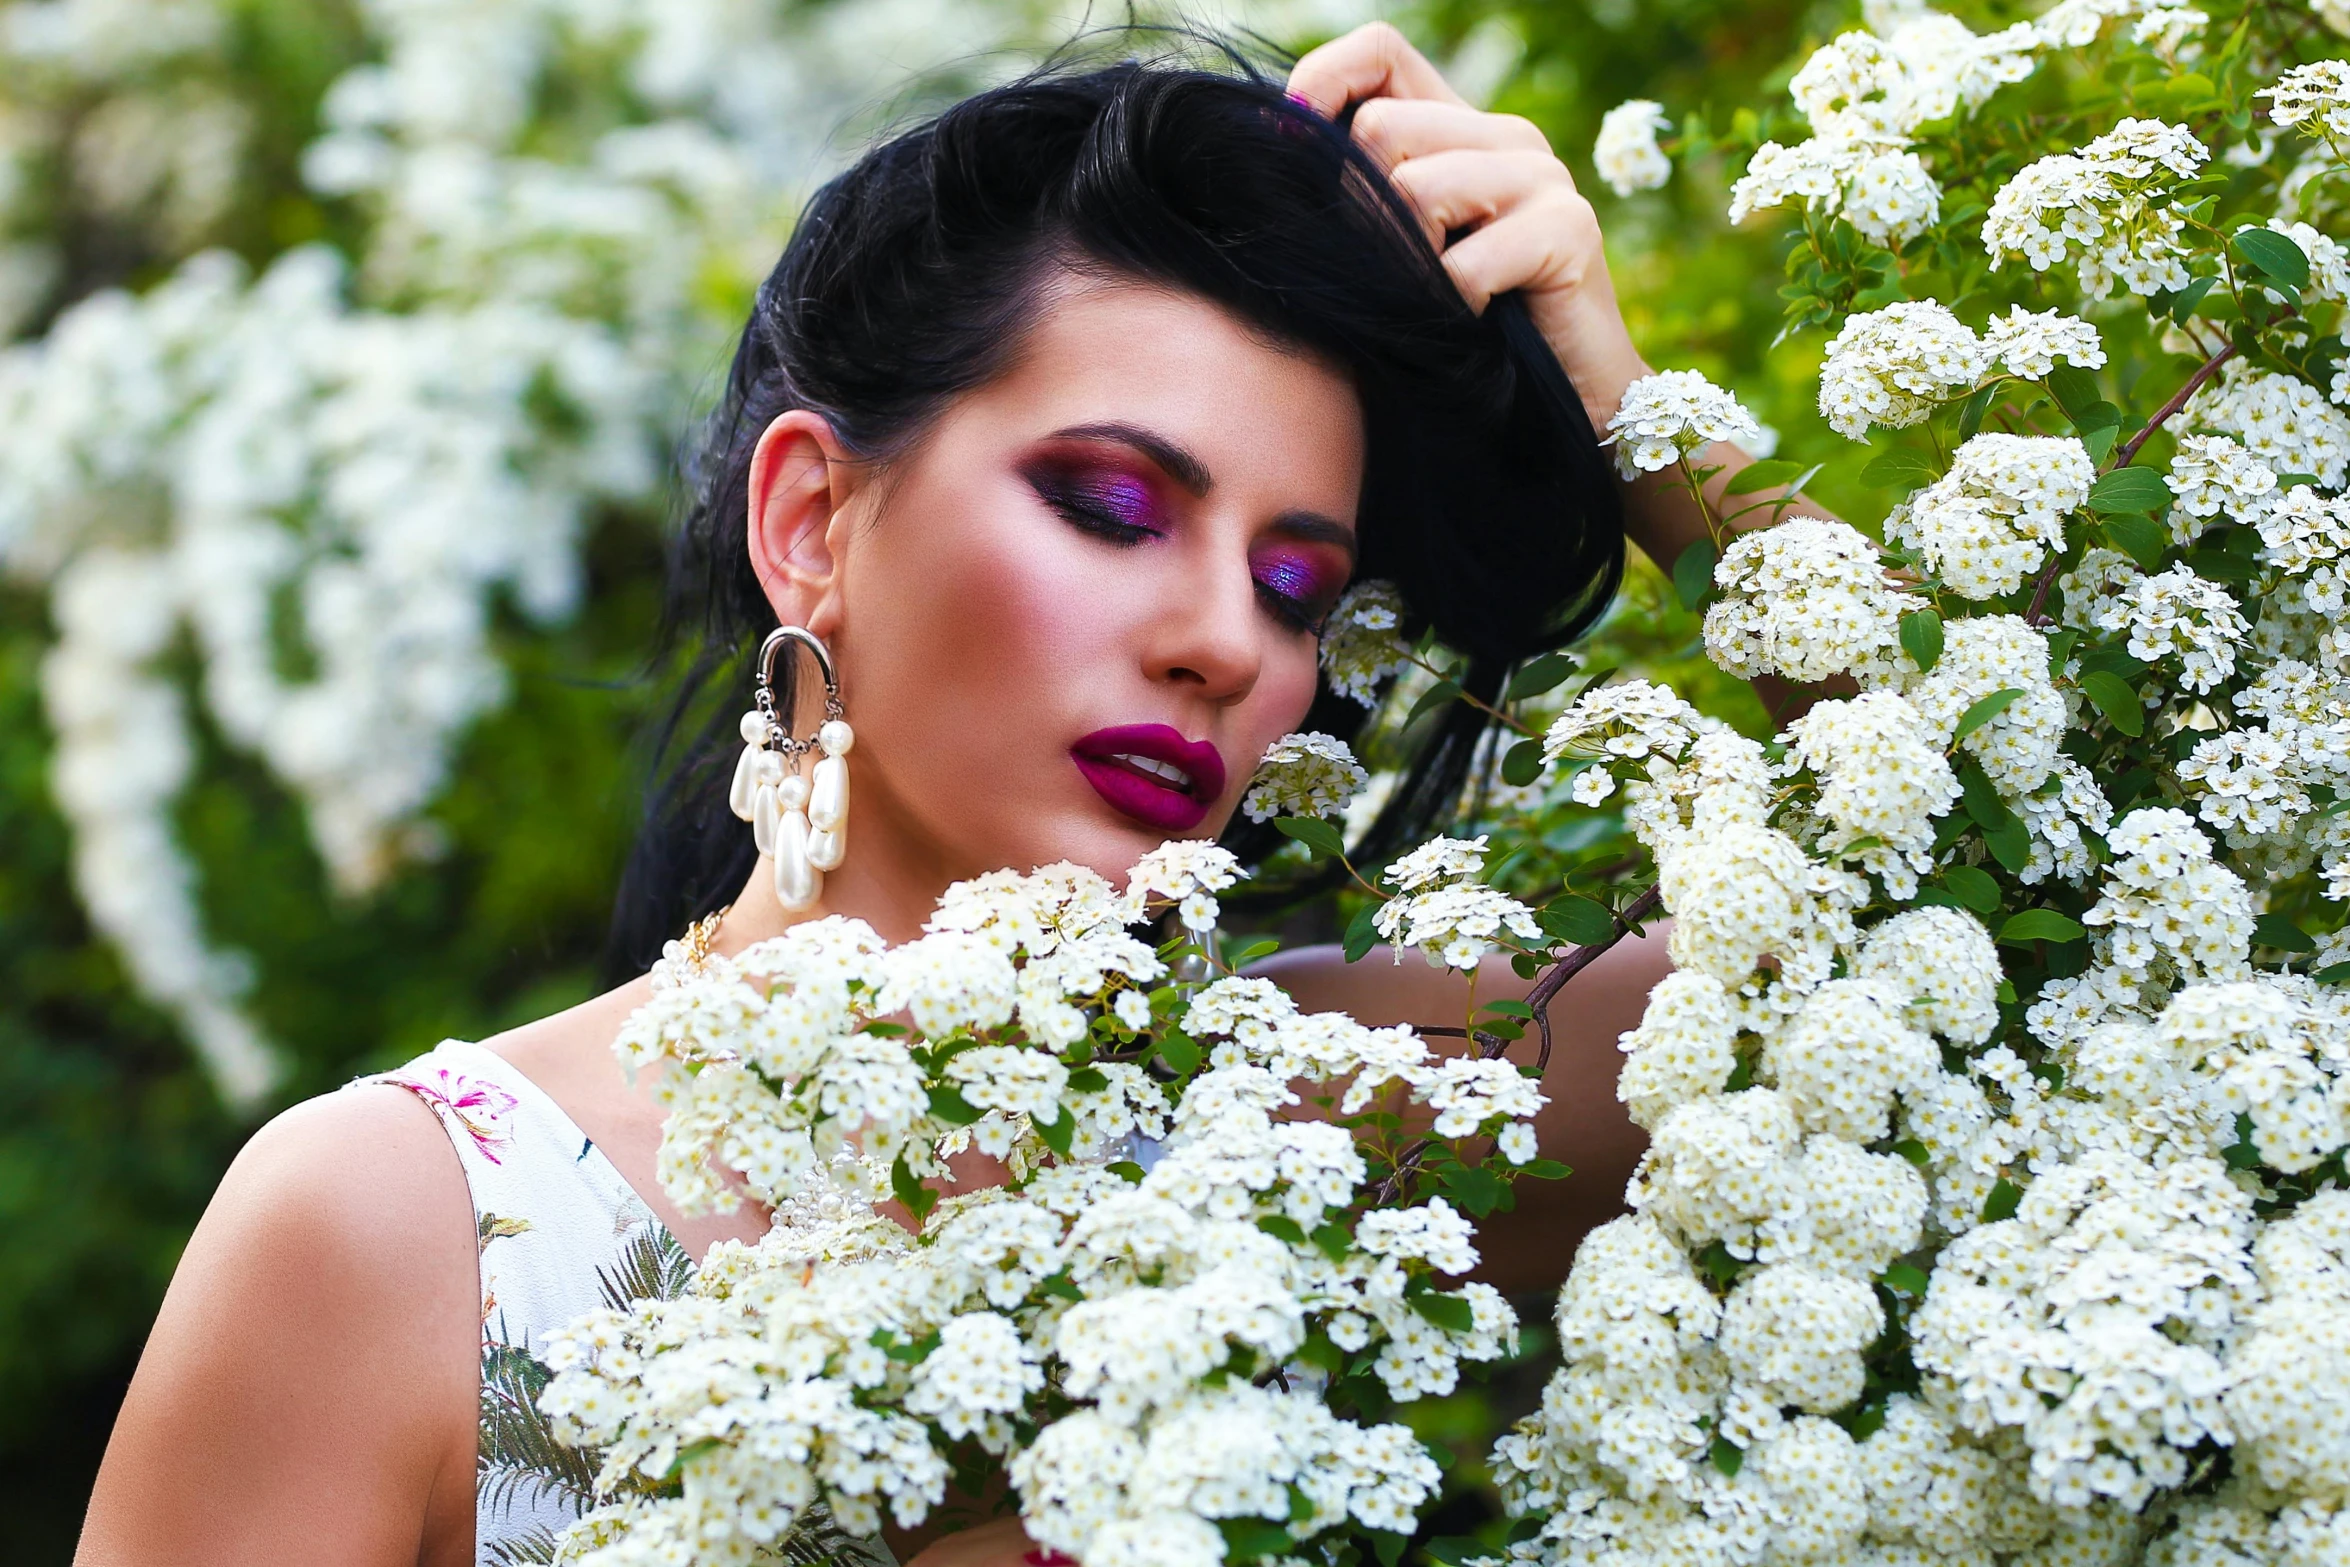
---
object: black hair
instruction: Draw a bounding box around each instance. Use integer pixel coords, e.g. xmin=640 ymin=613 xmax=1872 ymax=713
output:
xmin=605 ymin=47 xmax=1623 ymax=976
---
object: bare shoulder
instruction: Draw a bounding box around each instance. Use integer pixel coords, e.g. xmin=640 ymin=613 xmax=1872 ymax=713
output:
xmin=77 ymin=1083 xmax=479 ymax=1566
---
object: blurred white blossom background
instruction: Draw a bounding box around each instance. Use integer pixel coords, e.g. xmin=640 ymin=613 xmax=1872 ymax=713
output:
xmin=0 ymin=0 xmax=1428 ymax=1105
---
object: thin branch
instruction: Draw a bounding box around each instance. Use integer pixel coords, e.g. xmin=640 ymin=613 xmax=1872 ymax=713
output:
xmin=2114 ymin=342 xmax=2237 ymax=468
xmin=1367 ymin=883 xmax=1664 ymax=1207
xmin=2026 ymin=342 xmax=2238 ymax=627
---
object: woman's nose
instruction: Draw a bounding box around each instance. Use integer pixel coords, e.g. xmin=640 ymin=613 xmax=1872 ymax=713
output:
xmin=1141 ymin=548 xmax=1262 ymax=706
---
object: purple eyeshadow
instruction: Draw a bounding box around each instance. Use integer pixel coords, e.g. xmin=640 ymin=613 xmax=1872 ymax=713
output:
xmin=1253 ymin=549 xmax=1344 ymax=617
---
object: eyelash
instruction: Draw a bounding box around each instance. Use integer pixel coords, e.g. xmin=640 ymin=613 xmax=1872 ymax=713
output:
xmin=1035 ymin=485 xmax=1328 ymax=636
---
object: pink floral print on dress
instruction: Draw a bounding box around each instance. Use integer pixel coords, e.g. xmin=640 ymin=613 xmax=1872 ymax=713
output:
xmin=388 ymin=1066 xmax=521 ymax=1164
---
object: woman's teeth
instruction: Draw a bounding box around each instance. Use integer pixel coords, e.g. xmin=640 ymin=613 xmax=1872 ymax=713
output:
xmin=1111 ymin=753 xmax=1194 ymax=792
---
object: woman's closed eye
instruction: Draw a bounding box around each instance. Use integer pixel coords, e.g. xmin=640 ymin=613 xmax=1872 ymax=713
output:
xmin=1251 ymin=548 xmax=1349 ymax=634
xmin=1026 ymin=463 xmax=1167 ymax=544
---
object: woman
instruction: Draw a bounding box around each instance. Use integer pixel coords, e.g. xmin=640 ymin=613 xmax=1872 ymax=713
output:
xmin=77 ymin=25 xmax=1752 ymax=1567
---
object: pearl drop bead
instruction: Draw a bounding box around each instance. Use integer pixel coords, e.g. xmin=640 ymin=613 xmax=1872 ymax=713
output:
xmin=818 ymin=719 xmax=854 ymax=757
xmin=738 ymin=709 xmax=768 ymax=745
xmin=778 ymin=773 xmax=812 ymax=811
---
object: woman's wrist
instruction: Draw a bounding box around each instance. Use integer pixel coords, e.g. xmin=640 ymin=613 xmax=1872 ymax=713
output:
xmin=1526 ymin=288 xmax=1648 ymax=436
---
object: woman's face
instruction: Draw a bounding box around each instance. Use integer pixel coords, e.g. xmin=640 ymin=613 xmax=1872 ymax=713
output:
xmin=756 ymin=275 xmax=1363 ymax=915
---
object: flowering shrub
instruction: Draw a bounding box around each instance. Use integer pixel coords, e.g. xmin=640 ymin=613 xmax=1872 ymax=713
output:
xmin=1478 ymin=4 xmax=2350 ymax=1563
xmin=537 ymin=848 xmax=1555 ymax=1567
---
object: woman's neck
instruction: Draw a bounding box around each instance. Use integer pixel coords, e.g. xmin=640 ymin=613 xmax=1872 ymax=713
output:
xmin=708 ymin=822 xmax=963 ymax=952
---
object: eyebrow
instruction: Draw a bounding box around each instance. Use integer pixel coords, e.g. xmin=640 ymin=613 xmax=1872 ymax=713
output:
xmin=1047 ymin=421 xmax=1360 ymax=562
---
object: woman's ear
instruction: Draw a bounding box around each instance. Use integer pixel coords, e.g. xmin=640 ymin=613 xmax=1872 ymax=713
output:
xmin=747 ymin=409 xmax=862 ymax=639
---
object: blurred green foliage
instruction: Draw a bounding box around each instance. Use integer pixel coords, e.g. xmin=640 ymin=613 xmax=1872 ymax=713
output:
xmin=0 ymin=0 xmax=1835 ymax=1557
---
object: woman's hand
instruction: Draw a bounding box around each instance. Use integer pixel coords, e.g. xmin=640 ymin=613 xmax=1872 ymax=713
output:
xmin=1287 ymin=23 xmax=1650 ymax=428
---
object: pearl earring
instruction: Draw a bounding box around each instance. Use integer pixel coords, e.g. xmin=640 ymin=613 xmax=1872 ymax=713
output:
xmin=728 ymin=626 xmax=852 ymax=912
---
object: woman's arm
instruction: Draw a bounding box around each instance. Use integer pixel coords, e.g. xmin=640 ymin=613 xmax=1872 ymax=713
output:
xmin=76 ymin=1087 xmax=480 ymax=1567
xmin=1286 ymin=26 xmax=1823 ymax=578
xmin=1249 ymin=932 xmax=1666 ymax=1298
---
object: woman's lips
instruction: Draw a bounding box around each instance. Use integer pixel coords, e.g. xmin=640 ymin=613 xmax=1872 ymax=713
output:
xmin=1069 ymin=724 xmax=1227 ymax=833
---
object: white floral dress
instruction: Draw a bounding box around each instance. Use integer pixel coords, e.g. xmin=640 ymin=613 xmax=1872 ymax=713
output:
xmin=365 ymin=1039 xmax=695 ymax=1567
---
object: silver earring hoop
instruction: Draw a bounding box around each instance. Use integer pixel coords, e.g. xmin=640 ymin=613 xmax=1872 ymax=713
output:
xmin=728 ymin=626 xmax=854 ymax=911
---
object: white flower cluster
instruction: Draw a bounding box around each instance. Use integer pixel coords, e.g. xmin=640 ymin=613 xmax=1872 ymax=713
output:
xmin=1780 ymin=692 xmax=1960 ymax=896
xmin=1603 ymin=369 xmax=1764 ymax=479
xmin=1318 ymin=579 xmax=1412 ymax=706
xmin=2186 ymin=363 xmax=2350 ymax=490
xmin=2266 ymin=58 xmax=2350 ymax=149
xmin=1731 ymin=12 xmax=2038 ymax=246
xmin=1816 ymin=300 xmax=2105 ymax=440
xmin=1372 ymin=835 xmax=1544 ymax=971
xmin=558 ymin=850 xmax=1530 ymax=1567
xmin=1241 ymin=732 xmax=1367 ymax=823
xmin=1 ymin=245 xmax=644 ymax=1102
xmin=1702 ymin=516 xmax=1924 ymax=683
xmin=1886 ymin=434 xmax=2096 ymax=598
xmin=1593 ymin=99 xmax=1672 ymax=197
xmin=1983 ymin=117 xmax=2210 ymax=296
xmin=2089 ymin=562 xmax=2250 ymax=693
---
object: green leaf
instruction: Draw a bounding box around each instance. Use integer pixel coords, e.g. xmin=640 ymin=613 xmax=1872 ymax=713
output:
xmin=2255 ymin=914 xmax=2317 ymax=953
xmin=1961 ymin=765 xmax=2033 ymax=874
xmin=2088 ymin=467 xmax=2173 ymax=516
xmin=2169 ymin=275 xmax=2219 ymax=323
xmin=2081 ymin=416 xmax=2121 ymax=466
xmin=1155 ymin=1029 xmax=1201 ymax=1075
xmin=1956 ymin=382 xmax=1996 ymax=442
xmin=1410 ymin=1290 xmax=1478 ymax=1333
xmin=1035 ymin=1107 xmax=1076 ymax=1158
xmin=1343 ymin=901 xmax=1381 ymax=964
xmin=1861 ymin=449 xmax=1941 ymax=489
xmin=2045 ymin=365 xmax=2101 ymax=423
xmin=1404 ymin=678 xmax=1462 ymax=728
xmin=2000 ymin=909 xmax=2087 ymax=945
xmin=2104 ymin=513 xmax=2169 ymax=571
xmin=1892 ymin=1138 xmax=1931 ymax=1167
xmin=1982 ymin=1177 xmax=2023 ymax=1223
xmin=1881 ymin=1262 xmax=1932 ymax=1296
xmin=2315 ymin=963 xmax=2350 ymax=985
xmin=1951 ymin=688 xmax=2024 ymax=744
xmin=1673 ymin=538 xmax=1720 ymax=612
xmin=891 ymin=1153 xmax=937 ymax=1223
xmin=1939 ymin=864 xmax=2002 ymax=914
xmin=1710 ymin=1436 xmax=1745 ymax=1478
xmin=1217 ymin=1519 xmax=1296 ymax=1561
xmin=1227 ymin=938 xmax=1281 ymax=969
xmin=1501 ymin=738 xmax=1546 ymax=788
xmin=2073 ymin=400 xmax=2123 ymax=440
xmin=1310 ymin=1223 xmax=1351 ymax=1264
xmin=2235 ymin=226 xmax=2313 ymax=290
xmin=1540 ymin=895 xmax=1619 ymax=946
xmin=1506 ymin=651 xmax=1578 ymax=701
xmin=926 ymin=1085 xmax=982 ymax=1126
xmin=1483 ymin=999 xmax=1537 ymax=1019
xmin=1900 ymin=608 xmax=1944 ymax=673
xmin=1066 ymin=1066 xmax=1110 ymax=1093
xmin=1257 ymin=1214 xmax=1308 ymax=1246
xmin=1724 ymin=458 xmax=1808 ymax=495
xmin=2077 ymin=670 xmax=2145 ymax=737
xmin=1274 ymin=816 xmax=1345 ymax=860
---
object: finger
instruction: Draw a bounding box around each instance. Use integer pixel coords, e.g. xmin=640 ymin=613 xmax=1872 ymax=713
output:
xmin=1351 ymin=97 xmax=1551 ymax=172
xmin=1387 ymin=147 xmax=1569 ymax=250
xmin=1436 ymin=194 xmax=1585 ymax=314
xmin=1287 ymin=20 xmax=1466 ymax=118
